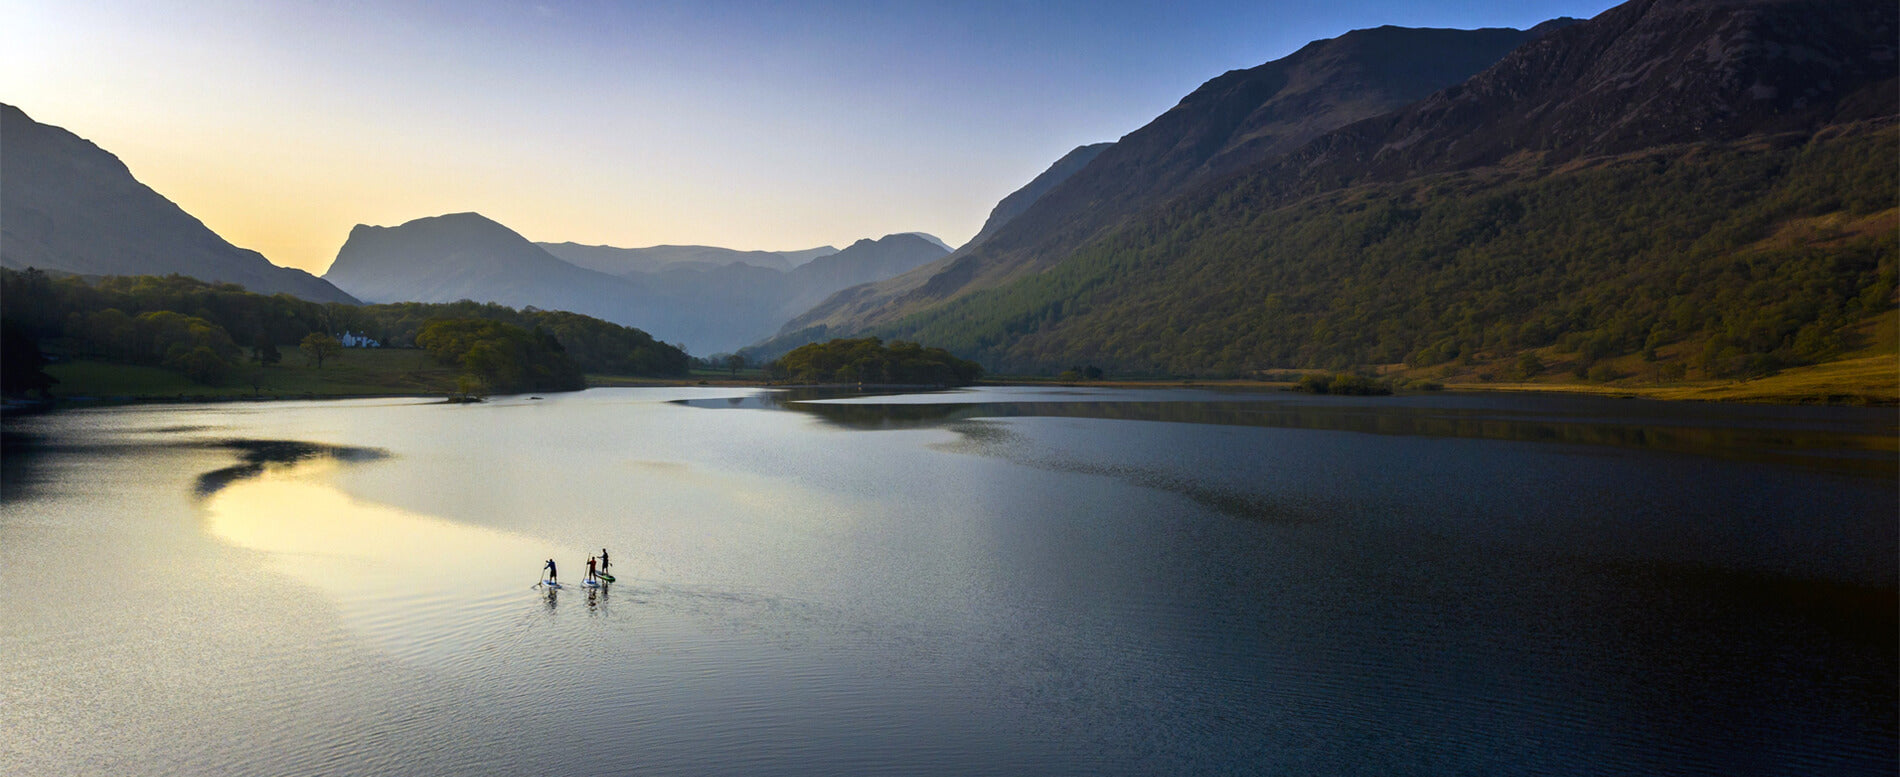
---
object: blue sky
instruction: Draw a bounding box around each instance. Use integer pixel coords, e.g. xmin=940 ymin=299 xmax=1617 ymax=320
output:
xmin=1 ymin=0 xmax=1620 ymax=273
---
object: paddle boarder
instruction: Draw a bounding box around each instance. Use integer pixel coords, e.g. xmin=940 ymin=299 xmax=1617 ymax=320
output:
xmin=600 ymin=548 xmax=610 ymax=573
xmin=543 ymin=558 xmax=557 ymax=583
xmin=585 ymin=555 xmax=598 ymax=583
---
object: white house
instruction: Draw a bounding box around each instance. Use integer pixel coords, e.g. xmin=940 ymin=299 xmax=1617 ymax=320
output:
xmin=338 ymin=331 xmax=381 ymax=348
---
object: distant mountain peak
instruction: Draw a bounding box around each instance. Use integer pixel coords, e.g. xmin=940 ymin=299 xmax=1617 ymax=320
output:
xmin=899 ymin=232 xmax=953 ymax=252
xmin=324 ymin=212 xmax=612 ymax=306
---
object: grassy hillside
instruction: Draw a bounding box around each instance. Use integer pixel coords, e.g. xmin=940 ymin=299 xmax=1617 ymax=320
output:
xmin=871 ymin=125 xmax=1897 ymax=398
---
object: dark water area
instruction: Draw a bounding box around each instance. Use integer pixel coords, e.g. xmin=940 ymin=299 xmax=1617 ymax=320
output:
xmin=2 ymin=387 xmax=1894 ymax=775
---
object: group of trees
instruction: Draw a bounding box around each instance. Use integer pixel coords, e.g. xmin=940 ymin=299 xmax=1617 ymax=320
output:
xmin=414 ymin=318 xmax=585 ymax=394
xmin=0 ymin=268 xmax=689 ymax=393
xmin=697 ymin=353 xmax=751 ymax=375
xmin=2 ymin=270 xmax=327 ymax=389
xmin=766 ymin=337 xmax=983 ymax=385
xmin=871 ymin=127 xmax=1896 ymax=380
xmin=361 ymin=301 xmax=688 ymax=377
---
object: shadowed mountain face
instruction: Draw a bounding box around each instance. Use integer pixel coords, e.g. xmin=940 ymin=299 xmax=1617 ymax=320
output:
xmin=762 ymin=23 xmax=1571 ymax=353
xmin=324 ymin=214 xmax=945 ymax=354
xmin=0 ymin=104 xmax=358 ymax=304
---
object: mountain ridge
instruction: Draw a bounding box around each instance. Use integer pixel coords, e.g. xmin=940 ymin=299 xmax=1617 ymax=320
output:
xmin=963 ymin=142 xmax=1114 ymax=251
xmin=324 ymin=212 xmax=656 ymax=323
xmin=764 ymin=21 xmax=1576 ymax=353
xmin=830 ymin=0 xmax=1898 ymax=380
xmin=538 ymin=241 xmax=840 ymax=275
xmin=325 ymin=214 xmax=946 ymax=353
xmin=0 ymin=103 xmax=359 ymax=305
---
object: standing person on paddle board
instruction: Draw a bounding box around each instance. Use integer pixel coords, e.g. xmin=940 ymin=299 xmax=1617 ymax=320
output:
xmin=600 ymin=548 xmax=610 ymax=574
xmin=585 ymin=555 xmax=598 ymax=583
xmin=543 ymin=558 xmax=557 ymax=583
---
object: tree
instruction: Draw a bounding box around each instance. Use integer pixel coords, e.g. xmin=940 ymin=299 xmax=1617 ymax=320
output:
xmin=767 ymin=337 xmax=982 ymax=386
xmin=300 ymin=333 xmax=342 ymax=368
xmin=415 ymin=318 xmax=585 ymax=393
xmin=1511 ymin=352 xmax=1545 ymax=380
xmin=723 ymin=353 xmax=746 ymax=376
xmin=251 ymin=334 xmax=282 ymax=366
xmin=1 ymin=323 xmax=57 ymax=397
xmin=171 ymin=345 xmax=235 ymax=384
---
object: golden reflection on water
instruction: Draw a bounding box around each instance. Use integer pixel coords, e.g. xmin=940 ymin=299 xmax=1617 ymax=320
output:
xmin=202 ymin=460 xmax=564 ymax=660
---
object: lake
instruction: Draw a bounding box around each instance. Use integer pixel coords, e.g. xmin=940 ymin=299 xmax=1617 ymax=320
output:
xmin=1 ymin=386 xmax=1894 ymax=775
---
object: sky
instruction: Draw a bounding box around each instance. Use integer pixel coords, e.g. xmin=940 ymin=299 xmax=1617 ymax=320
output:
xmin=2 ymin=0 xmax=1621 ymax=275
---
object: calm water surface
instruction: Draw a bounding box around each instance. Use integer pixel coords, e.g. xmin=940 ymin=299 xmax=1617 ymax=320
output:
xmin=2 ymin=386 xmax=1894 ymax=775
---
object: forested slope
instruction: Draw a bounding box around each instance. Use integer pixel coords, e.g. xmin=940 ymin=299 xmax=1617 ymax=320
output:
xmin=872 ymin=125 xmax=1896 ymax=379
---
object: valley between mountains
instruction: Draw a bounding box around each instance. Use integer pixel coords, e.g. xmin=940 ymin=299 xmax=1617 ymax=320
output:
xmin=3 ymin=0 xmax=1893 ymax=402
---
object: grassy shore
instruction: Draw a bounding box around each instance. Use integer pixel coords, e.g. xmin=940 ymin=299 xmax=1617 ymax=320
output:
xmin=1435 ymin=310 xmax=1898 ymax=405
xmin=1443 ymin=354 xmax=1896 ymax=404
xmin=30 ymin=334 xmax=1896 ymax=406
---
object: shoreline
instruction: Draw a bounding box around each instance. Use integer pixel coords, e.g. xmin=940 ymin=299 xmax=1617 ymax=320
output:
xmin=6 ymin=373 xmax=1892 ymax=416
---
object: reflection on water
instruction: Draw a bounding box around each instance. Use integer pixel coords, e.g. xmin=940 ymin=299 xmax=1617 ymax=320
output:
xmin=192 ymin=438 xmax=389 ymax=498
xmin=680 ymin=388 xmax=1899 ymax=477
xmin=202 ymin=456 xmax=563 ymax=661
xmin=0 ymin=425 xmax=48 ymax=501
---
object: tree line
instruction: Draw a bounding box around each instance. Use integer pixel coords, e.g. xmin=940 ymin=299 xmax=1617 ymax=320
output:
xmin=0 ymin=269 xmax=689 ymax=395
xmin=766 ymin=337 xmax=983 ymax=385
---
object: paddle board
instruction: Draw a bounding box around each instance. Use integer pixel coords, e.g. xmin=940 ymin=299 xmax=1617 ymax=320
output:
xmin=584 ymin=579 xmax=601 ymax=588
xmin=597 ymin=572 xmax=616 ymax=583
xmin=543 ymin=580 xmax=563 ymax=589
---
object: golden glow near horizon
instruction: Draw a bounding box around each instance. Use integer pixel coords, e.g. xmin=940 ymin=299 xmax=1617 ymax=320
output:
xmin=1 ymin=0 xmax=1619 ymax=275
xmin=203 ymin=460 xmax=568 ymax=658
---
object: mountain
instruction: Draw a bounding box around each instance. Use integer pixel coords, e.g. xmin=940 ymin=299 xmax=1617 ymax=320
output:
xmin=762 ymin=22 xmax=1573 ymax=352
xmin=538 ymin=242 xmax=839 ymax=275
xmin=901 ymin=233 xmax=954 ymax=253
xmin=0 ymin=103 xmax=358 ymax=304
xmin=832 ymin=0 xmax=1899 ymax=380
xmin=756 ymin=143 xmax=1117 ymax=354
xmin=324 ymin=213 xmax=656 ymax=321
xmin=965 ymin=143 xmax=1113 ymax=251
xmin=631 ymin=233 xmax=949 ymax=353
xmin=777 ymin=246 xmax=842 ymax=267
xmin=1246 ymin=0 xmax=1897 ymax=193
xmin=780 ymin=234 xmax=949 ymax=313
xmin=324 ymin=214 xmax=945 ymax=354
